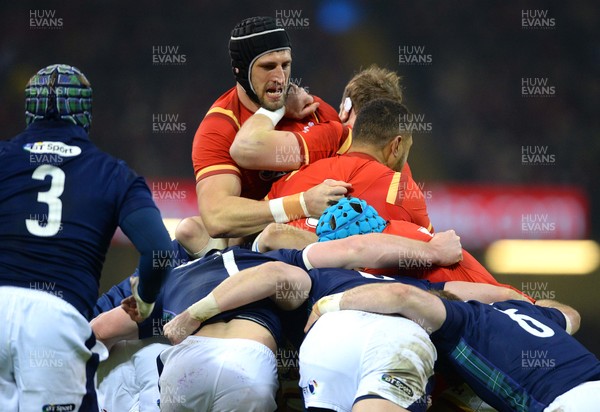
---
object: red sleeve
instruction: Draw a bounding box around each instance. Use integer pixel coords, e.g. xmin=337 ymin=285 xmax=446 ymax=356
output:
xmin=292 ymin=121 xmax=352 ymax=166
xmin=192 ymin=113 xmax=241 ymax=183
xmin=312 ymin=96 xmax=340 ymax=123
xmin=395 ymin=174 xmax=433 ymax=232
xmin=385 ymin=220 xmax=434 ymax=241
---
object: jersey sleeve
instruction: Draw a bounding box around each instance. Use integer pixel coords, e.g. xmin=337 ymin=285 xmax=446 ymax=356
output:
xmin=389 ymin=174 xmax=433 ymax=232
xmin=192 ymin=112 xmax=241 ymax=183
xmin=431 ymin=299 xmax=472 ymax=351
xmin=312 ymin=96 xmax=341 ymax=123
xmin=263 ymin=248 xmax=308 ymax=270
xmin=93 ymin=276 xmax=134 ymax=317
xmin=292 ymin=121 xmax=352 ymax=166
xmin=113 ymin=166 xmax=159 ymax=226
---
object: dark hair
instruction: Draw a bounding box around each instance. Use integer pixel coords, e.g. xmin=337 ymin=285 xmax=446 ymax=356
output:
xmin=352 ymin=98 xmax=411 ymax=148
xmin=429 ymin=289 xmax=462 ymax=301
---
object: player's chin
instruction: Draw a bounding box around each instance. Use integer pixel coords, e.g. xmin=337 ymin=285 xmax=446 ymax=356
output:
xmin=260 ymin=96 xmax=285 ymax=111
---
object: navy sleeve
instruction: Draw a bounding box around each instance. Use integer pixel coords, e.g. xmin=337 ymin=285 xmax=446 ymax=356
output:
xmin=93 ymin=276 xmax=134 ymax=317
xmin=430 ymin=281 xmax=446 ymax=291
xmin=116 ymin=172 xmax=158 ymax=224
xmin=120 ymin=207 xmax=173 ymax=303
xmin=431 ymin=299 xmax=471 ymax=351
xmin=264 ymin=248 xmax=307 ymax=270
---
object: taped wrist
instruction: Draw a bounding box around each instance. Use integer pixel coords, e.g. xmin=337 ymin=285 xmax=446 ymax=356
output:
xmin=269 ymin=192 xmax=309 ymax=223
xmin=313 ymin=292 xmax=344 ymax=317
xmin=187 ymin=293 xmax=220 ymax=322
xmin=256 ymin=107 xmax=285 ymax=127
xmin=131 ymin=277 xmax=156 ymax=319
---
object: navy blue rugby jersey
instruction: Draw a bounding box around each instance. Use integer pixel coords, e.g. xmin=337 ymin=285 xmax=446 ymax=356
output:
xmin=305 ymin=267 xmax=444 ymax=307
xmin=432 ymin=299 xmax=600 ymax=412
xmin=161 ymin=247 xmax=294 ymax=346
xmin=0 ymin=121 xmax=157 ymax=318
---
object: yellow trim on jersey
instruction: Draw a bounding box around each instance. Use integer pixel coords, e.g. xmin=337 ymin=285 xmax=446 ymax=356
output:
xmin=205 ymin=107 xmax=241 ymax=130
xmin=285 ymin=170 xmax=300 ymax=181
xmin=297 ymin=135 xmax=310 ymax=165
xmin=426 ymin=222 xmax=433 ymax=232
xmin=336 ymin=128 xmax=353 ymax=154
xmin=386 ymin=172 xmax=401 ymax=205
xmin=195 ymin=164 xmax=241 ymax=181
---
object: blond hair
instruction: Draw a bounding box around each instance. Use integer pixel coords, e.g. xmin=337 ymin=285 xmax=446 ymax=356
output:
xmin=342 ymin=65 xmax=403 ymax=113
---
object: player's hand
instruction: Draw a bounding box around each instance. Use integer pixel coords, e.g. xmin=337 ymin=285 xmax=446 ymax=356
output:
xmin=304 ymin=306 xmax=322 ymax=333
xmin=304 ymin=179 xmax=352 ymax=216
xmin=128 ymin=275 xmax=155 ymax=321
xmin=163 ymin=309 xmax=201 ymax=345
xmin=429 ymin=230 xmax=463 ymax=266
xmin=121 ymin=295 xmax=146 ymax=323
xmin=285 ymin=84 xmax=319 ymax=119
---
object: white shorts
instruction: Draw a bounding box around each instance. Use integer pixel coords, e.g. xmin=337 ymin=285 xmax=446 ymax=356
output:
xmin=544 ymin=380 xmax=600 ymax=411
xmin=0 ymin=286 xmax=99 ymax=412
xmin=158 ymin=336 xmax=279 ymax=412
xmin=97 ymin=337 xmax=169 ymax=412
xmin=299 ymin=310 xmax=436 ymax=412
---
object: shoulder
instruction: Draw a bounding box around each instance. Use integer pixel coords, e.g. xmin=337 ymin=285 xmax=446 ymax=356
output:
xmin=312 ymin=95 xmax=340 ymax=123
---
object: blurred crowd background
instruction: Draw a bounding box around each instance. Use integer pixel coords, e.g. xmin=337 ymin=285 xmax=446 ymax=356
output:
xmin=2 ymin=0 xmax=598 ymax=351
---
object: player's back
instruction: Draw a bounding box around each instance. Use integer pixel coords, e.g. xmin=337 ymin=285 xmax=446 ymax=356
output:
xmin=434 ymin=299 xmax=600 ymax=411
xmin=0 ymin=121 xmax=155 ymax=318
xmin=269 ymin=153 xmax=431 ymax=229
xmin=161 ymin=247 xmax=285 ymax=345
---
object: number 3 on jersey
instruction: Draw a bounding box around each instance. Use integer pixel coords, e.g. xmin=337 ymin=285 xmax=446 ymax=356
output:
xmin=25 ymin=165 xmax=65 ymax=237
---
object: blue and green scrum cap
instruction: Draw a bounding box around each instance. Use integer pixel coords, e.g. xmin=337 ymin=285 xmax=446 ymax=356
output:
xmin=25 ymin=64 xmax=92 ymax=132
xmin=316 ymin=197 xmax=387 ymax=242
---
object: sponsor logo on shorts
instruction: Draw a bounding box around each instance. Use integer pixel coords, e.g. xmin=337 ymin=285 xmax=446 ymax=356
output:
xmin=302 ymin=379 xmax=319 ymax=396
xmin=42 ymin=404 xmax=76 ymax=412
xmin=381 ymin=373 xmax=413 ymax=397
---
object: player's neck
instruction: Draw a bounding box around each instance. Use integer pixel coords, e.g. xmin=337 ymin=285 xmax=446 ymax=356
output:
xmin=347 ymin=145 xmax=386 ymax=164
xmin=237 ymin=84 xmax=260 ymax=112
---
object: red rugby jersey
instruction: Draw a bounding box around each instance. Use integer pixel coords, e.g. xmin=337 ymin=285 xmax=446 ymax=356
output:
xmin=192 ymin=87 xmax=350 ymax=200
xmin=268 ymin=153 xmax=433 ymax=232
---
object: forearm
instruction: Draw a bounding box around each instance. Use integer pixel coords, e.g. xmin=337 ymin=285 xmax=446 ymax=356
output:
xmin=201 ymin=195 xmax=275 ymax=238
xmin=306 ymin=233 xmax=436 ymax=270
xmin=121 ymin=207 xmax=173 ymax=303
xmin=231 ymin=114 xmax=302 ymax=171
xmin=187 ymin=262 xmax=310 ymax=321
xmin=198 ymin=174 xmax=312 ymax=238
xmin=444 ymin=281 xmax=532 ymax=304
xmin=339 ymin=283 xmax=408 ymax=314
xmin=313 ymin=282 xmax=445 ymax=333
xmin=535 ymin=299 xmax=581 ymax=334
xmin=90 ymin=307 xmax=138 ymax=351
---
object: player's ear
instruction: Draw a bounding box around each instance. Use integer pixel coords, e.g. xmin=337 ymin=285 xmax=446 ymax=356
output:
xmin=391 ymin=135 xmax=403 ymax=157
xmin=339 ymin=97 xmax=352 ymax=123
